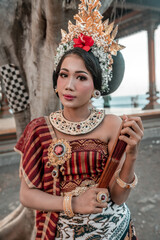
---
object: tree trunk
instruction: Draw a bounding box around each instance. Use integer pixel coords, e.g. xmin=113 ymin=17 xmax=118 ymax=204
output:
xmin=0 ymin=0 xmax=113 ymax=238
xmin=0 ymin=0 xmax=114 ymax=133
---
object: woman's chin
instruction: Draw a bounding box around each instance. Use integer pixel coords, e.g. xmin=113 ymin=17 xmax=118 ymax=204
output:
xmin=62 ymin=101 xmax=89 ymax=110
xmin=61 ymin=100 xmax=78 ymax=108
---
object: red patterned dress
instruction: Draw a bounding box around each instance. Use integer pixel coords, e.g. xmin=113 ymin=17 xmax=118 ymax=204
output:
xmin=14 ymin=115 xmax=137 ymax=240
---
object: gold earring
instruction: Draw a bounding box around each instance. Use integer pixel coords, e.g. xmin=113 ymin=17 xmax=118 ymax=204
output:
xmin=92 ymin=90 xmax=101 ymax=99
xmin=55 ymin=88 xmax=58 ymax=93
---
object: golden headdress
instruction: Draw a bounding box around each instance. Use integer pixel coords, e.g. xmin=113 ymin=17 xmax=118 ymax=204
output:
xmin=54 ymin=0 xmax=125 ymax=93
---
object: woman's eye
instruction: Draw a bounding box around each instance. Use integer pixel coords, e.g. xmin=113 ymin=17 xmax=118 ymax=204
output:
xmin=59 ymin=73 xmax=67 ymax=78
xmin=77 ymin=76 xmax=87 ymax=81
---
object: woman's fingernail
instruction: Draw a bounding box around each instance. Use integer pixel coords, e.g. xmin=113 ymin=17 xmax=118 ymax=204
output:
xmin=123 ymin=115 xmax=128 ymax=122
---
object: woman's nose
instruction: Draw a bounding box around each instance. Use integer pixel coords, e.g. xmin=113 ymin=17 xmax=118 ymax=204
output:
xmin=65 ymin=77 xmax=75 ymax=91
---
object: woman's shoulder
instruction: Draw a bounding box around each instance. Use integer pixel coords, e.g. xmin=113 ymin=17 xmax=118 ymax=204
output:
xmin=103 ymin=113 xmax=122 ymax=129
xmin=27 ymin=116 xmax=47 ymax=130
xmin=94 ymin=113 xmax=122 ymax=143
xmin=15 ymin=116 xmax=49 ymax=152
xmin=21 ymin=116 xmax=48 ymax=138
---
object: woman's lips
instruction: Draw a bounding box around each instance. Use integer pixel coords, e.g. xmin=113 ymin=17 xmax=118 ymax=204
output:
xmin=63 ymin=94 xmax=76 ymax=100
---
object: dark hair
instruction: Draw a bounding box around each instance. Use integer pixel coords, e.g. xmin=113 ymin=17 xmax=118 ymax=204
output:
xmin=53 ymin=48 xmax=102 ymax=91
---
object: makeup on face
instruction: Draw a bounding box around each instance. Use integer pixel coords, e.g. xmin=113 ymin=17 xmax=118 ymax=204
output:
xmin=57 ymin=54 xmax=94 ymax=107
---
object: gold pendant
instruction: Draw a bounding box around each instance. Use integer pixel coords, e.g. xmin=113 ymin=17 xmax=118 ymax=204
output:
xmin=47 ymin=139 xmax=72 ymax=168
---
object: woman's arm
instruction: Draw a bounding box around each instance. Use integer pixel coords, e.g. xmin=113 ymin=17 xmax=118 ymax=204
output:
xmin=109 ymin=153 xmax=136 ymax=205
xmin=20 ymin=176 xmax=64 ymax=212
xmin=109 ymin=115 xmax=144 ymax=205
xmin=20 ymin=176 xmax=108 ymax=214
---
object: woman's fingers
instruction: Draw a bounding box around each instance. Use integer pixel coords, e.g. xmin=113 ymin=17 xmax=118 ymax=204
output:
xmin=93 ymin=208 xmax=104 ymax=214
xmin=130 ymin=116 xmax=144 ymax=132
xmin=96 ymin=202 xmax=108 ymax=209
xmin=120 ymin=126 xmax=142 ymax=142
xmin=119 ymin=134 xmax=138 ymax=146
xmin=119 ymin=116 xmax=144 ymax=156
xmin=93 ymin=187 xmax=109 ymax=195
xmin=93 ymin=188 xmax=108 ymax=208
xmin=123 ymin=116 xmax=144 ymax=132
xmin=121 ymin=116 xmax=144 ymax=140
xmin=121 ymin=126 xmax=137 ymax=138
xmin=80 ymin=187 xmax=109 ymax=214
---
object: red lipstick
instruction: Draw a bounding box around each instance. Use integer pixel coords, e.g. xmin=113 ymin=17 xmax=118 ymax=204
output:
xmin=63 ymin=94 xmax=76 ymax=100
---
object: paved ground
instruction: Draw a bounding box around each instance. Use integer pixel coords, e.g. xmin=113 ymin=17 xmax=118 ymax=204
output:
xmin=0 ymin=161 xmax=20 ymax=218
xmin=127 ymin=136 xmax=160 ymax=240
xmin=0 ymin=120 xmax=160 ymax=240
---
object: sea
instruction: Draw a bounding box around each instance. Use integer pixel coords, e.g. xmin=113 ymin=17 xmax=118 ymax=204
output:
xmin=92 ymin=94 xmax=160 ymax=110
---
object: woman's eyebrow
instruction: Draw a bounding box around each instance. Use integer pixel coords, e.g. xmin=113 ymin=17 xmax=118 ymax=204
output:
xmin=60 ymin=68 xmax=88 ymax=75
xmin=60 ymin=68 xmax=69 ymax=72
xmin=75 ymin=71 xmax=88 ymax=75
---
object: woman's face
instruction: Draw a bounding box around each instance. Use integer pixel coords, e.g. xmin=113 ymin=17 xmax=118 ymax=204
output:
xmin=57 ymin=54 xmax=94 ymax=109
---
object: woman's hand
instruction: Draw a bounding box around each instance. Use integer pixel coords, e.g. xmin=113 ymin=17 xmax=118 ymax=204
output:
xmin=72 ymin=187 xmax=108 ymax=214
xmin=119 ymin=115 xmax=144 ymax=159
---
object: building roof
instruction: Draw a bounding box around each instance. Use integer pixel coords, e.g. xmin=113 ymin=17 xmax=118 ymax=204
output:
xmin=103 ymin=0 xmax=160 ymax=38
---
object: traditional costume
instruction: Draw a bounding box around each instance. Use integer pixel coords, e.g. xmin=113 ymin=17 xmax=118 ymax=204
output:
xmin=14 ymin=109 xmax=137 ymax=240
xmin=15 ymin=0 xmax=138 ymax=239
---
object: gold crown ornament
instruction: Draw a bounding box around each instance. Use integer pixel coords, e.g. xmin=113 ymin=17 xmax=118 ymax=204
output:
xmin=54 ymin=0 xmax=125 ymax=93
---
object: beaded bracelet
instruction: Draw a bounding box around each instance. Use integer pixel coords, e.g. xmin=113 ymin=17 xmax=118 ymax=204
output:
xmin=63 ymin=193 xmax=74 ymax=217
xmin=115 ymin=169 xmax=138 ymax=189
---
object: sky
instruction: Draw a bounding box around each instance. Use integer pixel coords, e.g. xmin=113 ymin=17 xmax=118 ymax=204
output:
xmin=112 ymin=25 xmax=160 ymax=97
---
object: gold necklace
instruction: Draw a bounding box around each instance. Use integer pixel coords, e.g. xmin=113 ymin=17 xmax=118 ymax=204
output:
xmin=49 ymin=108 xmax=105 ymax=135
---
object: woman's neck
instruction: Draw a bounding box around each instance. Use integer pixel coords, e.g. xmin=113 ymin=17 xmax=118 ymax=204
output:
xmin=63 ymin=106 xmax=91 ymax=122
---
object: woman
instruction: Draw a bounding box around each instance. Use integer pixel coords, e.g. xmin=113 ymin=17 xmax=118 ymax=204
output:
xmin=15 ymin=47 xmax=143 ymax=239
xmin=14 ymin=1 xmax=144 ymax=239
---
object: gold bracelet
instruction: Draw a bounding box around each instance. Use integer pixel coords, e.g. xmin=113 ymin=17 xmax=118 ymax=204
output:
xmin=115 ymin=169 xmax=138 ymax=189
xmin=63 ymin=193 xmax=74 ymax=217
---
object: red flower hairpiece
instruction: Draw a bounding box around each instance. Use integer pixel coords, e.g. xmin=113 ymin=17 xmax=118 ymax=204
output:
xmin=73 ymin=33 xmax=94 ymax=52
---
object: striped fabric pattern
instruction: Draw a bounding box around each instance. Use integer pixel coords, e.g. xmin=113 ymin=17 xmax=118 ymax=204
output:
xmin=14 ymin=116 xmax=109 ymax=240
xmin=15 ymin=117 xmax=60 ymax=239
xmin=60 ymin=139 xmax=108 ymax=193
